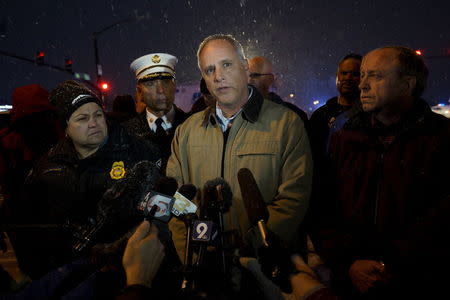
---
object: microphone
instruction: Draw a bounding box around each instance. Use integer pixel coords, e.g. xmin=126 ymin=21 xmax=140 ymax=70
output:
xmin=237 ymin=168 xmax=293 ymax=293
xmin=237 ymin=168 xmax=269 ymax=225
xmin=170 ymin=184 xmax=199 ymax=292
xmin=174 ymin=184 xmax=199 ymax=266
xmin=138 ymin=182 xmax=199 ymax=222
xmin=177 ymin=184 xmax=197 ymax=200
xmin=173 ymin=184 xmax=198 ymax=217
xmin=195 ymin=178 xmax=232 ymax=274
xmin=72 ymin=161 xmax=164 ymax=253
xmin=201 ymin=178 xmax=232 ymax=219
xmin=98 ymin=160 xmax=163 ymax=221
xmin=238 ymin=168 xmax=270 ymax=248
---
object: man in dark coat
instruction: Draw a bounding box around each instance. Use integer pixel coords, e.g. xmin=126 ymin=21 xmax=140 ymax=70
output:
xmin=314 ymin=46 xmax=450 ymax=299
xmin=123 ymin=53 xmax=188 ymax=173
xmin=308 ymin=53 xmax=362 ymax=163
xmin=305 ymin=54 xmax=362 ymax=256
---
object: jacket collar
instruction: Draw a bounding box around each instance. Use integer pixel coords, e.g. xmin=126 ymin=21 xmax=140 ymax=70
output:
xmin=202 ymin=85 xmax=263 ymax=127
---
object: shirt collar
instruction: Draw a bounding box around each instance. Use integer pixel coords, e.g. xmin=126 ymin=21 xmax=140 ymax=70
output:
xmin=146 ymin=106 xmax=175 ymax=131
xmin=215 ymin=103 xmax=242 ymax=132
xmin=202 ymin=85 xmax=263 ymax=127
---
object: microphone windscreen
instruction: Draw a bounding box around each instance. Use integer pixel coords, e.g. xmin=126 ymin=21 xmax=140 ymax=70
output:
xmin=177 ymin=184 xmax=197 ymax=201
xmin=154 ymin=176 xmax=178 ymax=197
xmin=74 ymin=161 xmax=161 ymax=251
xmin=99 ymin=160 xmax=161 ymax=218
xmin=202 ymin=178 xmax=232 ymax=214
xmin=237 ymin=168 xmax=269 ymax=225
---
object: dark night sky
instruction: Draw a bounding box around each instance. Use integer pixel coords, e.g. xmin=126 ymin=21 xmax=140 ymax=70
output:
xmin=1 ymin=0 xmax=449 ymax=111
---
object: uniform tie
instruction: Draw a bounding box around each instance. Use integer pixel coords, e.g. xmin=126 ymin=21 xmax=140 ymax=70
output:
xmin=154 ymin=118 xmax=166 ymax=138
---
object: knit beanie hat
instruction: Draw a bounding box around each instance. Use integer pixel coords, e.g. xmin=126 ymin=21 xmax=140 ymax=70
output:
xmin=49 ymin=80 xmax=103 ymax=121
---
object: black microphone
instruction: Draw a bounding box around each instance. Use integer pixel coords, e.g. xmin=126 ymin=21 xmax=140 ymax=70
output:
xmin=237 ymin=168 xmax=293 ymax=293
xmin=171 ymin=184 xmax=199 ymax=292
xmin=201 ymin=178 xmax=232 ymax=219
xmin=177 ymin=184 xmax=197 ymax=201
xmin=154 ymin=176 xmax=179 ymax=197
xmin=237 ymin=168 xmax=269 ymax=225
xmin=237 ymin=168 xmax=270 ymax=248
xmin=195 ymin=178 xmax=233 ymax=274
xmin=72 ymin=161 xmax=163 ymax=253
xmin=138 ymin=176 xmax=178 ymax=224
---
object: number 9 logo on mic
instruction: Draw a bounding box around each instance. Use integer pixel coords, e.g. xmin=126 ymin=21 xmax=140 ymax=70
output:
xmin=192 ymin=221 xmax=213 ymax=242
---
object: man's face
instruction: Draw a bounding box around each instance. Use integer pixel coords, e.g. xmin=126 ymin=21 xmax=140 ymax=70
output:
xmin=199 ymin=39 xmax=249 ymax=111
xmin=337 ymin=58 xmax=361 ymax=98
xmin=359 ymin=49 xmax=410 ymax=113
xmin=137 ymin=78 xmax=176 ymax=116
xmin=248 ymin=58 xmax=274 ymax=95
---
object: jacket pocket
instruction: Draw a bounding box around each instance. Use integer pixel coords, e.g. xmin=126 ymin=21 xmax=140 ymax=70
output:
xmin=235 ymin=141 xmax=279 ymax=156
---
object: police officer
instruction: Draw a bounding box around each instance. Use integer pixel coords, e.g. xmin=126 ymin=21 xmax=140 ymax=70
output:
xmin=11 ymin=80 xmax=160 ymax=279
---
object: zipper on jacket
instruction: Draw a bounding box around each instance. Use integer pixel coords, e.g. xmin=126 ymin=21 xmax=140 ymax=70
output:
xmin=373 ymin=151 xmax=384 ymax=225
xmin=221 ymin=127 xmax=231 ymax=178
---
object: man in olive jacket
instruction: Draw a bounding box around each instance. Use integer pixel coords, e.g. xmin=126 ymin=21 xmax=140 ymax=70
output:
xmin=167 ymin=34 xmax=312 ymax=260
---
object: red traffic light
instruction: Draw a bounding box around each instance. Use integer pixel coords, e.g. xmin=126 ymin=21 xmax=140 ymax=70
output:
xmin=99 ymin=82 xmax=109 ymax=91
xmin=65 ymin=58 xmax=73 ymax=72
xmin=36 ymin=51 xmax=45 ymax=64
xmin=415 ymin=50 xmax=423 ymax=56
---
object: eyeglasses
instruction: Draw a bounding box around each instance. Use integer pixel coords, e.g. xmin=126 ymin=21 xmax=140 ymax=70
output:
xmin=249 ymin=73 xmax=274 ymax=78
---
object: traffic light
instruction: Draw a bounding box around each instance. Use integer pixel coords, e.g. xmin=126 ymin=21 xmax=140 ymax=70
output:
xmin=36 ymin=51 xmax=44 ymax=64
xmin=65 ymin=58 xmax=73 ymax=72
xmin=415 ymin=50 xmax=423 ymax=56
xmin=99 ymin=82 xmax=109 ymax=91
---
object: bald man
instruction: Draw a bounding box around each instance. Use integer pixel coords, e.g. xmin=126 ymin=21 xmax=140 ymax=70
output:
xmin=248 ymin=56 xmax=308 ymax=125
xmin=248 ymin=56 xmax=275 ymax=99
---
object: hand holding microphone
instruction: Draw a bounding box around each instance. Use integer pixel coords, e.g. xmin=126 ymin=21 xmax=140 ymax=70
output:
xmin=122 ymin=220 xmax=165 ymax=288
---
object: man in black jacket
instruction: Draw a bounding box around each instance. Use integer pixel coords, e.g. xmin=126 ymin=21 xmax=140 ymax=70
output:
xmin=308 ymin=53 xmax=362 ymax=163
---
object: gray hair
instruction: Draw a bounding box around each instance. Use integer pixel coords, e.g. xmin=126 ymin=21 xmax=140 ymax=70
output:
xmin=197 ymin=34 xmax=246 ymax=70
xmin=373 ymin=46 xmax=428 ymax=97
xmin=385 ymin=46 xmax=428 ymax=97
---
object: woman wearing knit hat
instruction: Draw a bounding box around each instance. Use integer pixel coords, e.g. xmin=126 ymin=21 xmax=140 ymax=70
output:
xmin=49 ymin=80 xmax=107 ymax=158
xmin=11 ymin=80 xmax=161 ymax=280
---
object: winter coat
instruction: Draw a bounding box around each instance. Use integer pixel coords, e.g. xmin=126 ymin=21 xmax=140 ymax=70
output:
xmin=167 ymin=86 xmax=313 ymax=259
xmin=122 ymin=105 xmax=188 ymax=172
xmin=316 ymin=99 xmax=450 ymax=297
xmin=309 ymin=96 xmax=357 ymax=163
xmin=267 ymin=91 xmax=309 ymax=128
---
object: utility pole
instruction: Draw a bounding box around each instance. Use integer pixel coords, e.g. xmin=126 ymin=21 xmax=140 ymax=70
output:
xmin=92 ymin=17 xmax=136 ymax=104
